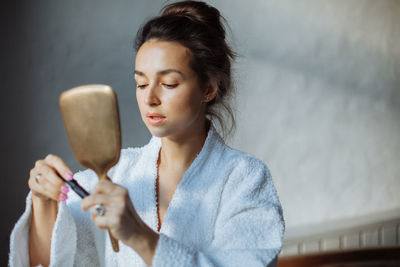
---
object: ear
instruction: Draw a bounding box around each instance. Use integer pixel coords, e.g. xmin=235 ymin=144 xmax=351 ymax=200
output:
xmin=203 ymin=78 xmax=218 ymax=103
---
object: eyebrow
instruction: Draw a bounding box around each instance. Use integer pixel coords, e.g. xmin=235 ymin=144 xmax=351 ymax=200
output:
xmin=134 ymin=69 xmax=186 ymax=79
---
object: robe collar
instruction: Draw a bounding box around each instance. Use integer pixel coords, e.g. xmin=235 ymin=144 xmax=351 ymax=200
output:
xmin=144 ymin=123 xmax=224 ymax=232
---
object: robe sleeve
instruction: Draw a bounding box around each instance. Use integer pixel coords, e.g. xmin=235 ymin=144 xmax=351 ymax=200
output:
xmin=152 ymin=157 xmax=285 ymax=267
xmin=9 ymin=170 xmax=101 ymax=267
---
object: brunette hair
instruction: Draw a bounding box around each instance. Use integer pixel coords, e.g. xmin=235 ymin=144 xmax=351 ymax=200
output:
xmin=135 ymin=0 xmax=236 ymax=138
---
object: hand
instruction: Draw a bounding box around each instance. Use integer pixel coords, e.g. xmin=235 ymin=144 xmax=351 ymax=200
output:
xmin=81 ymin=179 xmax=159 ymax=262
xmin=28 ymin=154 xmax=73 ymax=202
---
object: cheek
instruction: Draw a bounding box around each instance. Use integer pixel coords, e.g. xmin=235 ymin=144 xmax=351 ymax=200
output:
xmin=136 ymin=90 xmax=145 ymax=114
xmin=136 ymin=90 xmax=141 ymax=104
xmin=166 ymin=90 xmax=202 ymax=116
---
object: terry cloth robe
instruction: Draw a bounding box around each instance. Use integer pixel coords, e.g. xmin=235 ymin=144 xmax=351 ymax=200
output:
xmin=9 ymin=125 xmax=285 ymax=267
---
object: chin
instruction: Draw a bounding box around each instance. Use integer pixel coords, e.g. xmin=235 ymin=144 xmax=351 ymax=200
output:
xmin=146 ymin=125 xmax=170 ymax=138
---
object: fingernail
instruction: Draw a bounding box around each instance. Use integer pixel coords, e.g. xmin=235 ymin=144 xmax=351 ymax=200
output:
xmin=65 ymin=172 xmax=73 ymax=181
xmin=59 ymin=193 xmax=68 ymax=201
xmin=61 ymin=185 xmax=69 ymax=193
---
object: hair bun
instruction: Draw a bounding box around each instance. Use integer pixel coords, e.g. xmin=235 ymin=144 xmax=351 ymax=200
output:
xmin=162 ymin=1 xmax=225 ymax=37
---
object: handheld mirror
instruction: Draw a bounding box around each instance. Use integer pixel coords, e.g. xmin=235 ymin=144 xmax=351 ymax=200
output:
xmin=59 ymin=84 xmax=121 ymax=252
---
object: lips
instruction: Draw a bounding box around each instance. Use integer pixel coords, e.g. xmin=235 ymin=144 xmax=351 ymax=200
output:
xmin=146 ymin=112 xmax=166 ymax=126
xmin=146 ymin=112 xmax=166 ymax=119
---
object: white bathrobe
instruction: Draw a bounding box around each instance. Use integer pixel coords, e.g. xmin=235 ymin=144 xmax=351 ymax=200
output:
xmin=9 ymin=125 xmax=285 ymax=267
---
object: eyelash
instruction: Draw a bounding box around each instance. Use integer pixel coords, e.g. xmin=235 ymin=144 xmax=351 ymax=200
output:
xmin=136 ymin=83 xmax=178 ymax=89
xmin=163 ymin=83 xmax=178 ymax=89
xmin=137 ymin=84 xmax=147 ymax=89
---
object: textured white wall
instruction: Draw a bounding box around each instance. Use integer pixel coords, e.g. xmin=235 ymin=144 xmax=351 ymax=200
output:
xmin=213 ymin=0 xmax=400 ymax=229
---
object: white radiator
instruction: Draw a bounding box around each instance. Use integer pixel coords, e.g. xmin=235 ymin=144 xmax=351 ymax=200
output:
xmin=279 ymin=208 xmax=400 ymax=257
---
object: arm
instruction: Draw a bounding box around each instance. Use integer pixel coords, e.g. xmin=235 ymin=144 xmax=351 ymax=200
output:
xmin=9 ymin=191 xmax=79 ymax=267
xmin=9 ymin=155 xmax=100 ymax=267
xmin=29 ymin=196 xmax=58 ymax=267
xmin=27 ymin=155 xmax=73 ymax=267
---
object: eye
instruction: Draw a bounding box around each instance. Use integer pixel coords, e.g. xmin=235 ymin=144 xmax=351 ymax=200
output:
xmin=162 ymin=83 xmax=178 ymax=89
xmin=136 ymin=84 xmax=148 ymax=89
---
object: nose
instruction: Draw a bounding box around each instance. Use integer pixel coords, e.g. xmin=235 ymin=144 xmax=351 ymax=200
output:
xmin=144 ymin=83 xmax=161 ymax=106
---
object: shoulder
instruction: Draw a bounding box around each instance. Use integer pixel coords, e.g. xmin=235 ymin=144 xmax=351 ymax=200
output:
xmin=206 ymin=128 xmax=272 ymax=187
xmin=208 ymin=127 xmax=269 ymax=177
xmin=218 ymin=145 xmax=279 ymax=203
xmin=221 ymin=144 xmax=271 ymax=179
xmin=215 ymin=145 xmax=284 ymax=235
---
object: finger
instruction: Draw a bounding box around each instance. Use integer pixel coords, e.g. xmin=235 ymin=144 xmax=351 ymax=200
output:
xmin=81 ymin=193 xmax=109 ymax=212
xmin=34 ymin=160 xmax=66 ymax=190
xmin=93 ymin=180 xmax=117 ymax=195
xmin=89 ymin=198 xmax=125 ymax=218
xmin=32 ymin=162 xmax=68 ymax=198
xmin=29 ymin=165 xmax=67 ymax=201
xmin=91 ymin=211 xmax=121 ymax=231
xmin=91 ymin=214 xmax=113 ymax=230
xmin=43 ymin=154 xmax=74 ymax=181
xmin=90 ymin=204 xmax=108 ymax=221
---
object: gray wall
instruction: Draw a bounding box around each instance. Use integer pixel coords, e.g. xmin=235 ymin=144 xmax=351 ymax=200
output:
xmin=2 ymin=0 xmax=399 ymax=265
xmin=217 ymin=0 xmax=400 ymax=230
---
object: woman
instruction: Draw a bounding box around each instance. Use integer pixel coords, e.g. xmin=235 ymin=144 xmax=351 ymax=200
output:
xmin=9 ymin=1 xmax=284 ymax=266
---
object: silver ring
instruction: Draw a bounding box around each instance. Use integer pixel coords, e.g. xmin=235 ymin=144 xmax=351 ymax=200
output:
xmin=94 ymin=204 xmax=105 ymax=216
xmin=35 ymin=173 xmax=42 ymax=184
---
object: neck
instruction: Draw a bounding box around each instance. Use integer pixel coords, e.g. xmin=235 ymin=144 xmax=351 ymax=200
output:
xmin=159 ymin=120 xmax=210 ymax=173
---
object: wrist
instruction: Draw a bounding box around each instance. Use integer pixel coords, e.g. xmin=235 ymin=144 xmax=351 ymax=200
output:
xmin=31 ymin=191 xmax=54 ymax=203
xmin=31 ymin=193 xmax=58 ymax=220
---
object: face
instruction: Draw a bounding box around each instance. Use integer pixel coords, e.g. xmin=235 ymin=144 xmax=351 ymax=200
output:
xmin=135 ymin=40 xmax=208 ymax=140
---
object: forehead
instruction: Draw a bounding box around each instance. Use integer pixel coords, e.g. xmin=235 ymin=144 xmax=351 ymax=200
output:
xmin=135 ymin=40 xmax=192 ymax=74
